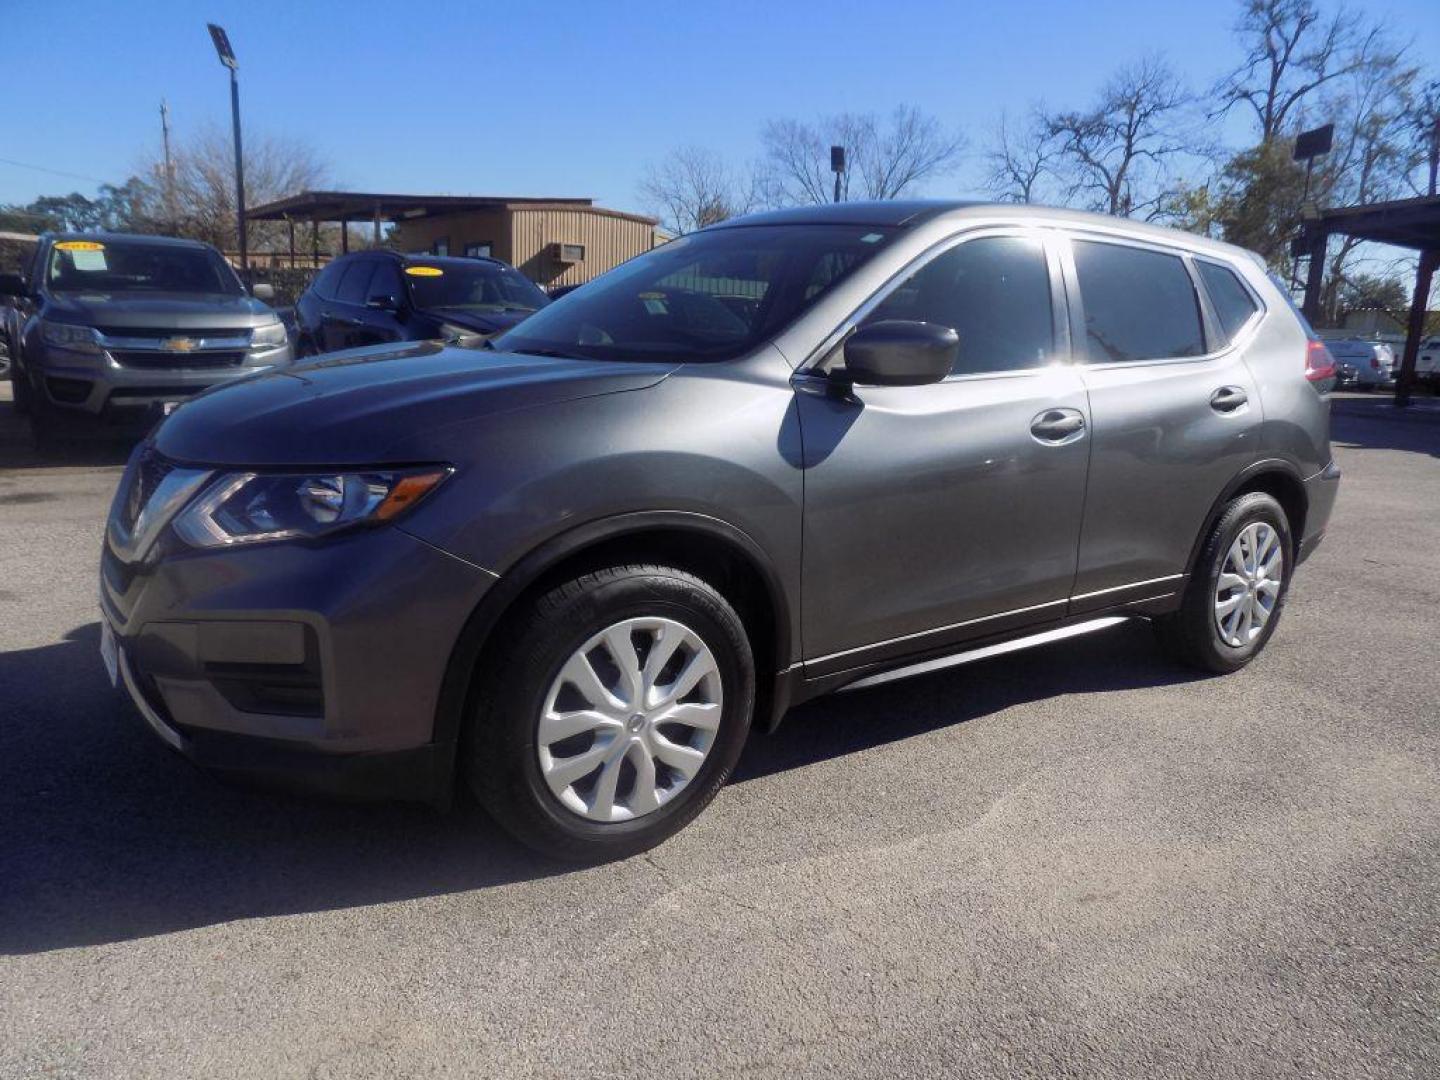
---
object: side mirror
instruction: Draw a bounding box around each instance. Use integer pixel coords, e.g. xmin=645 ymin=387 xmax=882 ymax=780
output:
xmin=366 ymin=293 xmax=400 ymax=312
xmin=0 ymin=273 xmax=28 ymax=298
xmin=250 ymin=282 xmax=275 ymax=302
xmin=840 ymin=320 xmax=957 ymax=387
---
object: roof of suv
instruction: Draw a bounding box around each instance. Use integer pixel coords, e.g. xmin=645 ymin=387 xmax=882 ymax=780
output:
xmin=335 ymin=250 xmax=514 ymax=271
xmin=712 ymin=200 xmax=1262 ymax=265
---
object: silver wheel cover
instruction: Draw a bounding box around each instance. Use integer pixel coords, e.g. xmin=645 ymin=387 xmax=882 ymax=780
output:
xmin=1214 ymin=521 xmax=1284 ymax=648
xmin=537 ymin=617 xmax=723 ymax=822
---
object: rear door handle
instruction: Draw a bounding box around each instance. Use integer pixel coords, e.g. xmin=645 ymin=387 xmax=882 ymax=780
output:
xmin=1030 ymin=408 xmax=1086 ymax=445
xmin=1210 ymin=386 xmax=1249 ymax=413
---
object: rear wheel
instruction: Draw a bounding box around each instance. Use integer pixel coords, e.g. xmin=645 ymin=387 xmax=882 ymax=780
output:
xmin=1156 ymin=492 xmax=1293 ymax=673
xmin=465 ymin=564 xmax=755 ymax=861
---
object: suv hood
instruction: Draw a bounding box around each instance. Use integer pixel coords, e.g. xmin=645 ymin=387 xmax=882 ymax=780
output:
xmin=154 ymin=340 xmax=677 ymax=466
xmin=45 ymin=290 xmax=275 ymax=329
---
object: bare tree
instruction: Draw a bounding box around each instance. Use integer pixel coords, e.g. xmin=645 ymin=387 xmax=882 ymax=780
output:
xmin=1403 ymin=78 xmax=1440 ymax=196
xmin=983 ymin=108 xmax=1056 ymax=204
xmin=1213 ymin=0 xmax=1383 ymax=143
xmin=141 ymin=127 xmax=330 ymax=251
xmin=638 ymin=146 xmax=758 ymax=235
xmin=759 ymin=105 xmax=964 ymax=205
xmin=1044 ymin=57 xmax=1196 ymax=219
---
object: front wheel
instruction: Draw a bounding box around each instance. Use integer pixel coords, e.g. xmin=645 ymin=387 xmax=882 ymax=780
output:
xmin=1156 ymin=492 xmax=1293 ymax=674
xmin=465 ymin=564 xmax=755 ymax=861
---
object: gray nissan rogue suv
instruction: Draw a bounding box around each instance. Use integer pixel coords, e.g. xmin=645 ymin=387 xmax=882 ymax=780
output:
xmin=99 ymin=202 xmax=1340 ymax=860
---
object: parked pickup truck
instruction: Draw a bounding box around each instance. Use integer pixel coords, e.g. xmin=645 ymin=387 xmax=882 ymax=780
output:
xmin=0 ymin=232 xmax=292 ymax=444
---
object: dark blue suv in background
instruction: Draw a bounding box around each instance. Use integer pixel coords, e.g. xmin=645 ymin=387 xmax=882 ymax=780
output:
xmin=293 ymin=250 xmax=550 ymax=355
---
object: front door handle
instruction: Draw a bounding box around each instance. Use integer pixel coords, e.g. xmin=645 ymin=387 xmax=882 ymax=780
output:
xmin=1030 ymin=408 xmax=1086 ymax=445
xmin=1210 ymin=386 xmax=1249 ymax=413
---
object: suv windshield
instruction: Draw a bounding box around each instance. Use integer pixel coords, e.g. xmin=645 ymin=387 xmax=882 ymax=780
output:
xmin=406 ymin=261 xmax=550 ymax=314
xmin=496 ymin=224 xmax=895 ymax=362
xmin=46 ymin=239 xmax=242 ymax=295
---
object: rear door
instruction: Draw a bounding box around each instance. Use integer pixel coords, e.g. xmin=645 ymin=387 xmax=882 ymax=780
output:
xmin=797 ymin=229 xmax=1092 ymax=676
xmin=1062 ymin=234 xmax=1262 ymax=612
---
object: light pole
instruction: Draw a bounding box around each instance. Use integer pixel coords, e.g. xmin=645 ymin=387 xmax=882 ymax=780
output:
xmin=830 ymin=145 xmax=845 ymax=203
xmin=207 ymin=23 xmax=247 ymax=280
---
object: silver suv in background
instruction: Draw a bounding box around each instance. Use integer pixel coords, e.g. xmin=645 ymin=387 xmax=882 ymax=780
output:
xmin=100 ymin=202 xmax=1340 ymax=861
xmin=1325 ymin=337 xmax=1395 ymax=389
xmin=0 ymin=233 xmax=292 ymax=443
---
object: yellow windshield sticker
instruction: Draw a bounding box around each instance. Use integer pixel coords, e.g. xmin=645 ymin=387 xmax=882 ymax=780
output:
xmin=405 ymin=266 xmax=443 ymax=277
xmin=55 ymin=240 xmax=105 ymax=251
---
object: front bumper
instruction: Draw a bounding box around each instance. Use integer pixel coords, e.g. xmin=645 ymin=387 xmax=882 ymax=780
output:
xmin=37 ymin=342 xmax=292 ymax=415
xmin=101 ymin=521 xmax=495 ymax=802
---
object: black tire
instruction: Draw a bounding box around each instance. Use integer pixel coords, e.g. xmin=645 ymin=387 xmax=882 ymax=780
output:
xmin=27 ymin=394 xmax=66 ymax=452
xmin=465 ymin=564 xmax=755 ymax=862
xmin=9 ymin=360 xmax=32 ymax=416
xmin=1156 ymin=491 xmax=1293 ymax=674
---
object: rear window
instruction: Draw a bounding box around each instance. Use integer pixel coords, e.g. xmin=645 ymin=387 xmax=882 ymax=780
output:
xmin=1073 ymin=240 xmax=1206 ymax=363
xmin=1196 ymin=260 xmax=1260 ymax=344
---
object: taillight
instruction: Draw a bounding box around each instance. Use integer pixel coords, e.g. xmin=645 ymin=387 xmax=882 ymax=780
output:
xmin=1305 ymin=340 xmax=1336 ymax=383
xmin=1370 ymin=356 xmax=1381 ymax=369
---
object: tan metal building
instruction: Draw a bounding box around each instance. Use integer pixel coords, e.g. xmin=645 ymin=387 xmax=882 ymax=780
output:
xmin=247 ymin=191 xmax=657 ymax=289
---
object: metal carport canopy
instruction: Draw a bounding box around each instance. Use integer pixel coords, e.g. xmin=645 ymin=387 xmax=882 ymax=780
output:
xmin=1299 ymin=195 xmax=1440 ymax=408
xmin=245 ymin=190 xmax=596 ymax=257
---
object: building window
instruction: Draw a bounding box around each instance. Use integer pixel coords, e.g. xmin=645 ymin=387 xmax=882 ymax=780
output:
xmin=464 ymin=242 xmax=492 ymax=258
xmin=432 ymin=237 xmax=449 ymax=257
xmin=556 ymin=243 xmax=586 ymax=263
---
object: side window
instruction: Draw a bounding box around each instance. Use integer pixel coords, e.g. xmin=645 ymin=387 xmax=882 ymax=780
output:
xmin=368 ymin=260 xmax=403 ymax=302
xmin=861 ymin=236 xmax=1054 ymax=375
xmin=1072 ymin=240 xmax=1205 ymax=362
xmin=310 ymin=260 xmax=344 ymax=299
xmin=335 ymin=260 xmax=376 ymax=305
xmin=1196 ymin=260 xmax=1260 ymax=344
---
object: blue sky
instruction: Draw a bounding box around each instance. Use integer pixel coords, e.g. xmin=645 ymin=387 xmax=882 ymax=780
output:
xmin=4 ymin=0 xmax=1437 ymax=213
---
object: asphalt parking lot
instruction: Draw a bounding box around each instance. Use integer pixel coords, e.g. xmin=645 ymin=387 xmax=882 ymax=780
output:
xmin=1 ymin=386 xmax=1437 ymax=1080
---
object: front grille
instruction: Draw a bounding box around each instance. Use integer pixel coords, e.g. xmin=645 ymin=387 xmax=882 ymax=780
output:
xmin=111 ymin=349 xmax=247 ymax=370
xmin=123 ymin=446 xmax=177 ymax=529
xmin=97 ymin=326 xmax=245 ymax=340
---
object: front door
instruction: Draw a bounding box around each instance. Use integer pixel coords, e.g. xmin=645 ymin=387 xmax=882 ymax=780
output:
xmin=322 ymin=258 xmax=376 ymax=352
xmin=797 ymin=231 xmax=1091 ymax=677
xmin=1061 ymin=234 xmax=1263 ymax=612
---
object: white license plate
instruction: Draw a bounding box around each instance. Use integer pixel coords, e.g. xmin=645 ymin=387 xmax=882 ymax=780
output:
xmin=100 ymin=618 xmax=119 ymax=687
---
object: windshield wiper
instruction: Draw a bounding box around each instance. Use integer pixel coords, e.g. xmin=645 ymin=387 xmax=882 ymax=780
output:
xmin=514 ymin=345 xmax=584 ymax=360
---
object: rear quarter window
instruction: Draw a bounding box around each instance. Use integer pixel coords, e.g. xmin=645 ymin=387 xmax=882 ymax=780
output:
xmin=1197 ymin=260 xmax=1260 ymax=344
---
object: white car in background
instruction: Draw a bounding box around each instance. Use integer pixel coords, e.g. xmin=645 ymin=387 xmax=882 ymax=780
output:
xmin=1327 ymin=337 xmax=1396 ymax=389
xmin=1416 ymin=336 xmax=1440 ymax=386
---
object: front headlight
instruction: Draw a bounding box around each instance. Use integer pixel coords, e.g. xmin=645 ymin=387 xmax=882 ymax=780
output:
xmin=438 ymin=321 xmax=485 ymax=343
xmin=250 ymin=320 xmax=288 ymax=349
xmin=172 ymin=467 xmax=451 ymax=548
xmin=40 ymin=320 xmax=103 ymax=355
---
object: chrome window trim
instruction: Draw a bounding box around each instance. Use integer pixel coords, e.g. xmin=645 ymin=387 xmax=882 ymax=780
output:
xmin=799 ymin=224 xmax=1070 ymax=377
